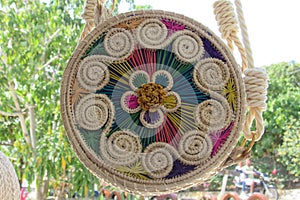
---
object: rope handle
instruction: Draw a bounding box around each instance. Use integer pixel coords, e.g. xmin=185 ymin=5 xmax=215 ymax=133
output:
xmin=80 ymin=0 xmax=116 ymax=40
xmin=213 ymin=0 xmax=269 ymax=152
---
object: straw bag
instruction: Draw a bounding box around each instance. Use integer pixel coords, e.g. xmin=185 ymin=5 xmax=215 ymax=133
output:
xmin=0 ymin=151 xmax=20 ymax=200
xmin=61 ymin=0 xmax=268 ymax=195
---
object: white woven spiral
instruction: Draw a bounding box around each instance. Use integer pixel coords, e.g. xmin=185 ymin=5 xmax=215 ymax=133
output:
xmin=178 ymin=130 xmax=213 ymax=165
xmin=172 ymin=32 xmax=204 ymax=63
xmin=194 ymin=96 xmax=232 ymax=132
xmin=75 ymin=93 xmax=109 ymax=130
xmin=142 ymin=143 xmax=175 ymax=179
xmin=193 ymin=58 xmax=230 ymax=91
xmin=105 ymin=130 xmax=142 ymax=166
xmin=77 ymin=55 xmax=110 ymax=92
xmin=136 ymin=19 xmax=168 ymax=49
xmin=104 ymin=28 xmax=135 ymax=58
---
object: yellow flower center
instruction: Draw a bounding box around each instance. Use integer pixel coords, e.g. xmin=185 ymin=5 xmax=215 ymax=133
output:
xmin=137 ymin=82 xmax=167 ymax=111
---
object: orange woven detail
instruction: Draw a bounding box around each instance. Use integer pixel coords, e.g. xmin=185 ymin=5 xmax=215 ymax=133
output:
xmin=137 ymin=83 xmax=167 ymax=111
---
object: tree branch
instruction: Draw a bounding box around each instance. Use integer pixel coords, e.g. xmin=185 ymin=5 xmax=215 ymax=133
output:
xmin=44 ymin=29 xmax=61 ymax=45
xmin=28 ymin=105 xmax=37 ymax=150
xmin=0 ymin=110 xmax=20 ymax=117
xmin=0 ymin=110 xmax=27 ymax=117
xmin=0 ymin=142 xmax=14 ymax=147
xmin=42 ymin=55 xmax=59 ymax=68
xmin=8 ymin=82 xmax=32 ymax=147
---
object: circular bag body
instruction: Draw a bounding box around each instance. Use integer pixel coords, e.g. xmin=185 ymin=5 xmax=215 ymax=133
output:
xmin=61 ymin=10 xmax=245 ymax=195
xmin=0 ymin=151 xmax=20 ymax=200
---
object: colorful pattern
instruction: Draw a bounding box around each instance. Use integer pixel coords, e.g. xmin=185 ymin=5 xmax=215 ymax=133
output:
xmin=61 ymin=10 xmax=245 ymax=195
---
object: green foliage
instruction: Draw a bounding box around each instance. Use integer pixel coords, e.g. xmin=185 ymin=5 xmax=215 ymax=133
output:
xmin=278 ymin=119 xmax=300 ymax=177
xmin=0 ymin=0 xmax=153 ymax=198
xmin=251 ymin=62 xmax=300 ymax=184
xmin=0 ymin=0 xmax=99 ymax=197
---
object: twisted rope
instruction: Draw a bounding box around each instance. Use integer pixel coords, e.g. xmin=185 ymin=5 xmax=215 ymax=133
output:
xmin=80 ymin=0 xmax=97 ymax=40
xmin=243 ymin=68 xmax=268 ymax=141
xmin=234 ymin=0 xmax=254 ymax=69
xmin=234 ymin=0 xmax=269 ymax=141
xmin=213 ymin=0 xmax=269 ymax=142
xmin=80 ymin=0 xmax=112 ymax=40
xmin=213 ymin=0 xmax=247 ymax=72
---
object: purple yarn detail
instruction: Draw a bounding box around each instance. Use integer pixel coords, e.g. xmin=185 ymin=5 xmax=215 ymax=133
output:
xmin=161 ymin=19 xmax=185 ymax=34
xmin=166 ymin=160 xmax=195 ymax=179
xmin=143 ymin=110 xmax=160 ymax=125
xmin=202 ymin=37 xmax=226 ymax=62
xmin=126 ymin=94 xmax=139 ymax=109
xmin=210 ymin=121 xmax=234 ymax=156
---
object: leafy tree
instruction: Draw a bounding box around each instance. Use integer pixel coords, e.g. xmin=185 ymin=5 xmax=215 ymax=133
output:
xmin=252 ymin=62 xmax=300 ymax=185
xmin=0 ymin=0 xmax=98 ymax=199
xmin=0 ymin=0 xmax=152 ymax=199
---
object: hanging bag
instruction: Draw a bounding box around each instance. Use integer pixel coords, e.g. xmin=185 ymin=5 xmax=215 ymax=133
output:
xmin=60 ymin=0 xmax=268 ymax=195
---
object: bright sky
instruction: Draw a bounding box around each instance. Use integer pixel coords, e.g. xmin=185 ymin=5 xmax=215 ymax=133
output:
xmin=119 ymin=0 xmax=300 ymax=67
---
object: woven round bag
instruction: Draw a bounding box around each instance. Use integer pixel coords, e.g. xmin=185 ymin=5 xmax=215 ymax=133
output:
xmin=61 ymin=10 xmax=245 ymax=195
xmin=0 ymin=151 xmax=20 ymax=200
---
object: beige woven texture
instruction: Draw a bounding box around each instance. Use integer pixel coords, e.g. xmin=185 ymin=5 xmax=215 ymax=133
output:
xmin=60 ymin=0 xmax=268 ymax=195
xmin=213 ymin=0 xmax=268 ymax=141
xmin=61 ymin=9 xmax=245 ymax=195
xmin=0 ymin=151 xmax=20 ymax=200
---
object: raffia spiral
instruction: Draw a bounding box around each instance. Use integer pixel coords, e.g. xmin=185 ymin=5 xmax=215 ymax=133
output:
xmin=104 ymin=130 xmax=142 ymax=166
xmin=77 ymin=55 xmax=110 ymax=92
xmin=104 ymin=28 xmax=135 ymax=58
xmin=75 ymin=93 xmax=109 ymax=130
xmin=193 ymin=58 xmax=230 ymax=91
xmin=141 ymin=143 xmax=175 ymax=179
xmin=178 ymin=130 xmax=213 ymax=165
xmin=194 ymin=95 xmax=232 ymax=132
xmin=172 ymin=32 xmax=204 ymax=63
xmin=136 ymin=19 xmax=168 ymax=49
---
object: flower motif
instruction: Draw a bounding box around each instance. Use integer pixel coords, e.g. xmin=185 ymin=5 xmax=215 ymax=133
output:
xmin=121 ymin=70 xmax=181 ymax=128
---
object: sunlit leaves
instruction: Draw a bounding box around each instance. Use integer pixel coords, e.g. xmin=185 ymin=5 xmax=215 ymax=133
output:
xmin=252 ymin=62 xmax=300 ymax=179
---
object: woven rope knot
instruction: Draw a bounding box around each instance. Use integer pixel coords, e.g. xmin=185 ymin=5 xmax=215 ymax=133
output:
xmin=243 ymin=67 xmax=269 ymax=141
xmin=82 ymin=0 xmax=97 ymax=22
xmin=94 ymin=0 xmax=112 ymax=26
xmin=213 ymin=0 xmax=247 ymax=71
xmin=80 ymin=0 xmax=112 ymax=40
xmin=137 ymin=83 xmax=167 ymax=111
xmin=213 ymin=0 xmax=238 ymax=40
xmin=244 ymin=68 xmax=268 ymax=109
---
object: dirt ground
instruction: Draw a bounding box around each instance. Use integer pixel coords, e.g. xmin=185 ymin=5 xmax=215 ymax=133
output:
xmin=278 ymin=189 xmax=300 ymax=199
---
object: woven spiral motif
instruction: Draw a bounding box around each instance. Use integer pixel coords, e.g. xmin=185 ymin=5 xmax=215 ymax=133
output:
xmin=104 ymin=28 xmax=135 ymax=58
xmin=75 ymin=93 xmax=110 ymax=130
xmin=61 ymin=10 xmax=245 ymax=195
xmin=194 ymin=58 xmax=230 ymax=91
xmin=77 ymin=55 xmax=110 ymax=92
xmin=142 ymin=143 xmax=175 ymax=179
xmin=172 ymin=32 xmax=204 ymax=63
xmin=101 ymin=130 xmax=142 ymax=166
xmin=178 ymin=130 xmax=213 ymax=165
xmin=194 ymin=94 xmax=232 ymax=132
xmin=136 ymin=19 xmax=168 ymax=49
xmin=0 ymin=151 xmax=20 ymax=200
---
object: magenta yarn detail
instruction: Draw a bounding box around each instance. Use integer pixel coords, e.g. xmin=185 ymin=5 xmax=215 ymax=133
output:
xmin=126 ymin=94 xmax=139 ymax=109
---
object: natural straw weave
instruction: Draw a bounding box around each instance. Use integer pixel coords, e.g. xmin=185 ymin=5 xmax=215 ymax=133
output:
xmin=61 ymin=10 xmax=245 ymax=195
xmin=0 ymin=151 xmax=20 ymax=200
